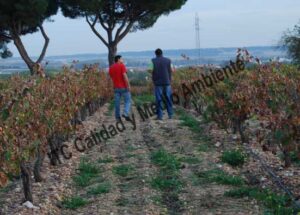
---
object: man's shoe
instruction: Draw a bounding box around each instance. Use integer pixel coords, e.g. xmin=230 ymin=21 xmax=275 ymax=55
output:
xmin=155 ymin=117 xmax=163 ymax=121
xmin=122 ymin=114 xmax=131 ymax=121
xmin=116 ymin=117 xmax=122 ymax=122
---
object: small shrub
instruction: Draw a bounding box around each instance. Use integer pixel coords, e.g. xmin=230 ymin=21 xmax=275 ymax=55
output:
xmin=221 ymin=150 xmax=246 ymax=167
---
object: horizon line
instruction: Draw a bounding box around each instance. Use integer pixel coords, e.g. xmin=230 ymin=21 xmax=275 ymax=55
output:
xmin=3 ymin=45 xmax=282 ymax=60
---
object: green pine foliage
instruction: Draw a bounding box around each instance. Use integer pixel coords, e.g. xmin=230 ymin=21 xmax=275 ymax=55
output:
xmin=282 ymin=22 xmax=300 ymax=65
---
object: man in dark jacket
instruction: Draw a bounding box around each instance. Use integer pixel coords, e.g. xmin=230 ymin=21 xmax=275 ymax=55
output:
xmin=149 ymin=49 xmax=174 ymax=120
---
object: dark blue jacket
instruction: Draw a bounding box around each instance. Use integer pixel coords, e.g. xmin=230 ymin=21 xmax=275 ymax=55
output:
xmin=152 ymin=56 xmax=172 ymax=86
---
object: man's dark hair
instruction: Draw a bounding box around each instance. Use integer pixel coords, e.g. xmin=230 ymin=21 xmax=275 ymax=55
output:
xmin=114 ymin=55 xmax=122 ymax=63
xmin=155 ymin=49 xmax=163 ymax=56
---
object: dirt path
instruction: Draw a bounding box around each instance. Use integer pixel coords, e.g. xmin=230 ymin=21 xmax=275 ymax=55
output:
xmin=60 ymin=103 xmax=262 ymax=215
xmin=0 ymin=101 xmax=263 ymax=215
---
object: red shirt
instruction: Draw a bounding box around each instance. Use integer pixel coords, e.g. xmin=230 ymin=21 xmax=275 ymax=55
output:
xmin=109 ymin=63 xmax=127 ymax=89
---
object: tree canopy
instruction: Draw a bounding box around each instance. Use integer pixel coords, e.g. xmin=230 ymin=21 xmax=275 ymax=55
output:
xmin=0 ymin=29 xmax=12 ymax=59
xmin=0 ymin=42 xmax=12 ymax=59
xmin=60 ymin=0 xmax=188 ymax=65
xmin=281 ymin=22 xmax=300 ymax=65
xmin=0 ymin=0 xmax=59 ymax=73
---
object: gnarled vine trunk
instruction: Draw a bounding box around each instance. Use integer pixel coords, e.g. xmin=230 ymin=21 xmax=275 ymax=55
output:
xmin=20 ymin=162 xmax=33 ymax=202
xmin=33 ymin=146 xmax=45 ymax=182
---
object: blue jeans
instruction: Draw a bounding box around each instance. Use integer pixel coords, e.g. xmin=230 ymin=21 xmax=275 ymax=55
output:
xmin=114 ymin=88 xmax=131 ymax=119
xmin=155 ymin=85 xmax=173 ymax=119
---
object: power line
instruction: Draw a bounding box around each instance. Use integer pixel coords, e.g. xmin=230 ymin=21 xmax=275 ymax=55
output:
xmin=195 ymin=13 xmax=201 ymax=65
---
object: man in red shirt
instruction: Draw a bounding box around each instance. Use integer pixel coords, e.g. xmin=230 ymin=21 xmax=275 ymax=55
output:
xmin=109 ymin=55 xmax=131 ymax=121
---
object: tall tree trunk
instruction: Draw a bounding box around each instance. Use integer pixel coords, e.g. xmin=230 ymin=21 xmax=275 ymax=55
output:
xmin=20 ymin=162 xmax=33 ymax=202
xmin=36 ymin=25 xmax=49 ymax=64
xmin=12 ymin=34 xmax=35 ymax=74
xmin=11 ymin=25 xmax=49 ymax=75
xmin=108 ymin=44 xmax=117 ymax=66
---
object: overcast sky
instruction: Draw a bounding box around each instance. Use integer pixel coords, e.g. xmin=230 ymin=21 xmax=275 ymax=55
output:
xmin=6 ymin=0 xmax=300 ymax=57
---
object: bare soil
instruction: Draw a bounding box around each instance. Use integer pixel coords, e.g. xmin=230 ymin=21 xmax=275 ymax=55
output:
xmin=0 ymin=103 xmax=273 ymax=215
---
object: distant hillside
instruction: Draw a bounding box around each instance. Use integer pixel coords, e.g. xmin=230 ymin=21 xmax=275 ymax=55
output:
xmin=0 ymin=46 xmax=288 ymax=74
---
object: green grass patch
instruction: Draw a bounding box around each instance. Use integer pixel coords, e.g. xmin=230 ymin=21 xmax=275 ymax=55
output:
xmin=225 ymin=187 xmax=298 ymax=214
xmin=112 ymin=164 xmax=134 ymax=177
xmin=98 ymin=156 xmax=114 ymax=164
xmin=176 ymin=108 xmax=212 ymax=143
xmin=151 ymin=172 xmax=183 ymax=192
xmin=61 ymin=196 xmax=89 ymax=210
xmin=150 ymin=148 xmax=181 ymax=171
xmin=225 ymin=186 xmax=262 ymax=198
xmin=73 ymin=174 xmax=95 ymax=187
xmin=198 ymin=143 xmax=211 ymax=152
xmin=150 ymin=195 xmax=163 ymax=206
xmin=133 ymin=94 xmax=155 ymax=106
xmin=177 ymin=109 xmax=203 ymax=133
xmin=150 ymin=148 xmax=184 ymax=193
xmin=194 ymin=169 xmax=245 ymax=186
xmin=87 ymin=182 xmax=111 ymax=195
xmin=73 ymin=159 xmax=101 ymax=187
xmin=78 ymin=159 xmax=100 ymax=175
xmin=221 ymin=150 xmax=246 ymax=167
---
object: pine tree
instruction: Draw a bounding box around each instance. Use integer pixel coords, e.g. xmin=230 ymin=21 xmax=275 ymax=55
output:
xmin=60 ymin=0 xmax=187 ymax=65
xmin=0 ymin=0 xmax=59 ymax=74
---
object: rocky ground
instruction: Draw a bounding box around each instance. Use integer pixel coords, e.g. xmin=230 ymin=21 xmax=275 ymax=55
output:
xmin=0 ymin=98 xmax=299 ymax=215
